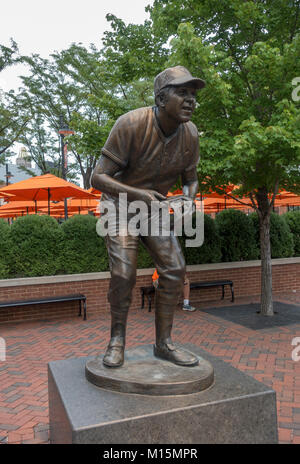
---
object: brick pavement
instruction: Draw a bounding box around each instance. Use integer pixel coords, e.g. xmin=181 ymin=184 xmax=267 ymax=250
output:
xmin=0 ymin=290 xmax=299 ymax=444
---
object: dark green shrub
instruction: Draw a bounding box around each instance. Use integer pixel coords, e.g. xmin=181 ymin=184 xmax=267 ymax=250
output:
xmin=9 ymin=215 xmax=64 ymax=277
xmin=0 ymin=261 xmax=10 ymax=279
xmin=0 ymin=219 xmax=11 ymax=278
xmin=215 ymin=209 xmax=259 ymax=262
xmin=249 ymin=212 xmax=294 ymax=258
xmin=283 ymin=210 xmax=300 ymax=256
xmin=136 ymin=214 xmax=222 ymax=268
xmin=179 ymin=213 xmax=222 ymax=264
xmin=137 ymin=241 xmax=154 ymax=268
xmin=60 ymin=215 xmax=109 ymax=273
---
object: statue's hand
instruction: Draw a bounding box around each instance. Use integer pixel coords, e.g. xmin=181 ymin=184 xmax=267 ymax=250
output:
xmin=165 ymin=195 xmax=196 ymax=215
xmin=165 ymin=194 xmax=193 ymax=203
xmin=134 ymin=189 xmax=167 ymax=205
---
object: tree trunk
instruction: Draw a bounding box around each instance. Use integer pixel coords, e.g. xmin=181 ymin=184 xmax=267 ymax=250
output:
xmin=83 ymin=167 xmax=92 ymax=189
xmin=258 ymin=210 xmax=274 ymax=316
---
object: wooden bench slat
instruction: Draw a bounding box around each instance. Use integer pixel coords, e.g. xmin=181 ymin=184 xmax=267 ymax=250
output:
xmin=0 ymin=294 xmax=87 ymax=320
xmin=140 ymin=279 xmax=234 ymax=312
xmin=0 ymin=294 xmax=86 ymax=307
xmin=190 ymin=280 xmax=233 ymax=288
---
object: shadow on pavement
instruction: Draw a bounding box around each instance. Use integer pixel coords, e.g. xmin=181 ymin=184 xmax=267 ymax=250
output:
xmin=200 ymin=301 xmax=300 ymax=331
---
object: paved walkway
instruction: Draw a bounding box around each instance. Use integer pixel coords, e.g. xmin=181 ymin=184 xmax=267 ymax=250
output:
xmin=0 ymin=291 xmax=299 ymax=444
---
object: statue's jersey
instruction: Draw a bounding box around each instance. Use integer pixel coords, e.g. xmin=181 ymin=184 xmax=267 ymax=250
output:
xmin=101 ymin=106 xmax=199 ymax=198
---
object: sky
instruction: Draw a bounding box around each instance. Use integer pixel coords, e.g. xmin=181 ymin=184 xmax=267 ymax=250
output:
xmin=0 ymin=0 xmax=153 ymax=169
xmin=0 ymin=0 xmax=153 ymax=92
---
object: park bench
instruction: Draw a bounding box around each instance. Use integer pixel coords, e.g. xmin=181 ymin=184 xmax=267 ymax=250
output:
xmin=140 ymin=280 xmax=234 ymax=312
xmin=0 ymin=294 xmax=87 ymax=320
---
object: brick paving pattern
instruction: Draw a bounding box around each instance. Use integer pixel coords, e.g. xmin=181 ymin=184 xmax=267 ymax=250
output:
xmin=0 ymin=290 xmax=299 ymax=444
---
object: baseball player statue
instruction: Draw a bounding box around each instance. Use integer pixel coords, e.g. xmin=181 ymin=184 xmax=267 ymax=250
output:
xmin=91 ymin=66 xmax=205 ymax=368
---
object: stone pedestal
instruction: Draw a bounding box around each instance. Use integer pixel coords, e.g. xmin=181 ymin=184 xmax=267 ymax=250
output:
xmin=48 ymin=344 xmax=278 ymax=444
xmin=85 ymin=344 xmax=214 ymax=395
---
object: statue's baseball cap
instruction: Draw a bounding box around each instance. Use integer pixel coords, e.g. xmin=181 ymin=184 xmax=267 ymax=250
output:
xmin=154 ymin=66 xmax=205 ymax=96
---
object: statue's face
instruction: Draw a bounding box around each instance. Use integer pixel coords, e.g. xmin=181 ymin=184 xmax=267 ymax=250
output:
xmin=162 ymin=84 xmax=197 ymax=123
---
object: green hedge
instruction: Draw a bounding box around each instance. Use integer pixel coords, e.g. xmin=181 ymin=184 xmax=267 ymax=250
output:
xmin=137 ymin=214 xmax=222 ymax=267
xmin=249 ymin=212 xmax=294 ymax=258
xmin=137 ymin=241 xmax=155 ymax=269
xmin=0 ymin=219 xmax=12 ymax=278
xmin=215 ymin=209 xmax=259 ymax=262
xmin=179 ymin=213 xmax=222 ymax=264
xmin=9 ymin=215 xmax=64 ymax=277
xmin=60 ymin=215 xmax=109 ymax=273
xmin=0 ymin=210 xmax=298 ymax=279
xmin=283 ymin=210 xmax=300 ymax=256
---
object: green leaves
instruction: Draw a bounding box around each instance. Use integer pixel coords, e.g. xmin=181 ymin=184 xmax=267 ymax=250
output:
xmin=102 ymin=14 xmax=168 ymax=83
xmin=1 ymin=0 xmax=299 ymax=197
xmin=155 ymin=1 xmax=300 ymax=205
xmin=14 ymin=38 xmax=159 ymax=187
xmin=0 ymin=39 xmax=28 ymax=160
xmin=0 ymin=39 xmax=19 ymax=72
xmin=0 ymin=98 xmax=29 ymax=160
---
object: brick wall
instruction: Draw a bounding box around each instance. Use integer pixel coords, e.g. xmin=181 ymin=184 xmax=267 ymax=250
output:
xmin=0 ymin=258 xmax=299 ymax=324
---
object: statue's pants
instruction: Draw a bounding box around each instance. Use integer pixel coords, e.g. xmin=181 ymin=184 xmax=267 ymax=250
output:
xmin=105 ymin=233 xmax=185 ymax=312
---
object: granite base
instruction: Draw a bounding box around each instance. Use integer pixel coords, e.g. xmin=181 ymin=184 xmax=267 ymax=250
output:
xmin=48 ymin=344 xmax=278 ymax=444
xmin=85 ymin=344 xmax=214 ymax=395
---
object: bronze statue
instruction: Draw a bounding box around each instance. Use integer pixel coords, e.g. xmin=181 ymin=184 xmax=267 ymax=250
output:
xmin=91 ymin=66 xmax=205 ymax=368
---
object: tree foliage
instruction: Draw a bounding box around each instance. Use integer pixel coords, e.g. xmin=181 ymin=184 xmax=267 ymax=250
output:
xmin=146 ymin=0 xmax=300 ymax=315
xmin=0 ymin=39 xmax=29 ymax=162
xmin=0 ymin=39 xmax=19 ymax=72
xmin=1 ymin=2 xmax=299 ymax=314
xmin=12 ymin=39 xmax=158 ymax=187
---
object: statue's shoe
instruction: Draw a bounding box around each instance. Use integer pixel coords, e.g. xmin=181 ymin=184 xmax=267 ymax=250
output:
xmin=153 ymin=342 xmax=198 ymax=367
xmin=103 ymin=336 xmax=125 ymax=368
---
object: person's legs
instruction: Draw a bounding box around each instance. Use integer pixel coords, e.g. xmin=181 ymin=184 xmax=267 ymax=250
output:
xmin=103 ymin=234 xmax=139 ymax=367
xmin=143 ymin=233 xmax=185 ymax=305
xmin=142 ymin=234 xmax=198 ymax=366
xmin=182 ymin=276 xmax=196 ymax=311
xmin=183 ymin=276 xmax=190 ymax=300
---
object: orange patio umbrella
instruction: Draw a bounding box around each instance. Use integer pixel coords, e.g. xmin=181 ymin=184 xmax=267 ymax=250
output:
xmin=276 ymin=189 xmax=299 ymax=199
xmin=205 ymin=196 xmax=252 ymax=209
xmin=41 ymin=204 xmax=98 ymax=215
xmin=0 ymin=200 xmax=50 ymax=214
xmin=0 ymin=212 xmax=22 ymax=219
xmin=274 ymin=197 xmax=300 ymax=207
xmin=0 ymin=209 xmax=39 ymax=219
xmin=39 ymin=197 xmax=99 ymax=215
xmin=63 ymin=209 xmax=99 ymax=217
xmin=87 ymin=187 xmax=101 ymax=197
xmin=0 ymin=174 xmax=97 ymax=217
xmin=38 ymin=207 xmax=99 ymax=219
xmin=274 ymin=190 xmax=300 ymax=206
xmin=0 ymin=191 xmax=15 ymax=199
xmin=197 ymin=183 xmax=237 ymax=198
xmin=167 ymin=187 xmax=251 ymax=214
xmin=168 ymin=185 xmax=300 ymax=214
xmin=67 ymin=198 xmax=99 ymax=208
